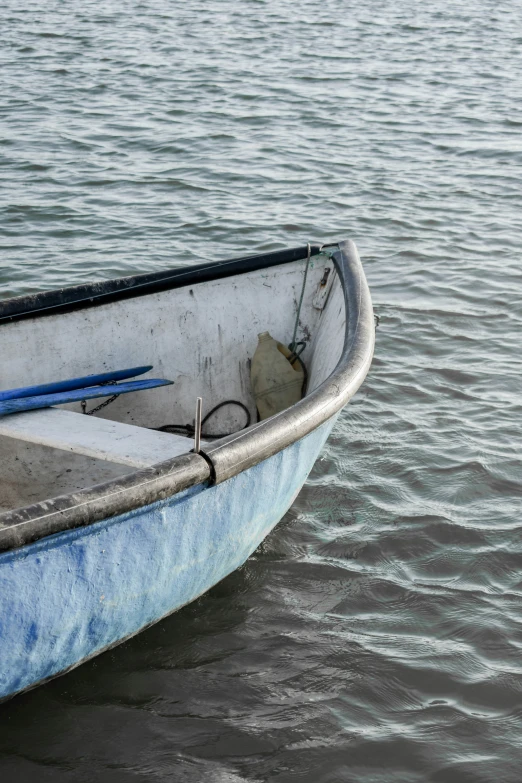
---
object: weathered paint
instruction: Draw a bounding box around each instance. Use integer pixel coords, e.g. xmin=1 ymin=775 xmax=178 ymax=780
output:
xmin=0 ymin=419 xmax=335 ymax=702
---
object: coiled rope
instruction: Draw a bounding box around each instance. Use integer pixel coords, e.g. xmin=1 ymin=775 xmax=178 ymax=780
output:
xmin=154 ymin=399 xmax=251 ymax=439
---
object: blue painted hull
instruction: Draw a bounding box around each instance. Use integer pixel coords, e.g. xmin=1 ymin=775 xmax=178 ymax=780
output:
xmin=0 ymin=420 xmax=334 ymax=701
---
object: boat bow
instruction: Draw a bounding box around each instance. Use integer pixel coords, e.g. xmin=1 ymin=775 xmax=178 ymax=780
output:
xmin=0 ymin=239 xmax=374 ymax=551
xmin=202 ymin=239 xmax=375 ymax=482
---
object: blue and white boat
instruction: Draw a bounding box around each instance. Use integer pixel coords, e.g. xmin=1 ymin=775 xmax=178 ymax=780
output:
xmin=0 ymin=239 xmax=374 ymax=701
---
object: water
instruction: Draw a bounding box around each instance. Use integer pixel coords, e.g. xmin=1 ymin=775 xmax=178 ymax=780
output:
xmin=1 ymin=1 xmax=521 ymax=780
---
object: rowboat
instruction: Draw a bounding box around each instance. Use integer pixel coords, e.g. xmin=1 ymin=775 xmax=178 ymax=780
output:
xmin=0 ymin=239 xmax=374 ymax=701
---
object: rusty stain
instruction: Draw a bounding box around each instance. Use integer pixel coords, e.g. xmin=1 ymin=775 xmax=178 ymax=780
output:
xmin=319 ymin=268 xmax=331 ymax=287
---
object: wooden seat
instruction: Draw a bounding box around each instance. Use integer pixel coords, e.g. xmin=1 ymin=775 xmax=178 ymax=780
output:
xmin=0 ymin=408 xmax=202 ymax=469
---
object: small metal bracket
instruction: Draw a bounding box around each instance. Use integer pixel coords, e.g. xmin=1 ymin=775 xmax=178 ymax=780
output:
xmin=312 ymin=264 xmax=335 ymax=310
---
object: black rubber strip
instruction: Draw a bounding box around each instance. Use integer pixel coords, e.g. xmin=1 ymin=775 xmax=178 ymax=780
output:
xmin=0 ymin=245 xmax=322 ymax=323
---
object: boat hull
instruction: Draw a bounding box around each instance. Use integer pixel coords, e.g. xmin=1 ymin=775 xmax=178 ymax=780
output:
xmin=0 ymin=419 xmax=335 ymax=702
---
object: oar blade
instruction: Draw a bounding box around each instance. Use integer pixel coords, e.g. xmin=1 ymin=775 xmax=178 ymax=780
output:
xmin=0 ymin=366 xmax=154 ymax=402
xmin=0 ymin=378 xmax=172 ymax=416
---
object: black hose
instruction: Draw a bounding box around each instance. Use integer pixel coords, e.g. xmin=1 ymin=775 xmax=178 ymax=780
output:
xmin=154 ymin=399 xmax=251 ymax=439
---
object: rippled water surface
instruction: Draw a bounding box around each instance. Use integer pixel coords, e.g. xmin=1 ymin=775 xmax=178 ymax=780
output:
xmin=1 ymin=1 xmax=522 ymax=781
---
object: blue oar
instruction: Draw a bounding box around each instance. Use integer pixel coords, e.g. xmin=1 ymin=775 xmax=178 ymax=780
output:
xmin=0 ymin=366 xmax=153 ymax=402
xmin=0 ymin=378 xmax=173 ymax=416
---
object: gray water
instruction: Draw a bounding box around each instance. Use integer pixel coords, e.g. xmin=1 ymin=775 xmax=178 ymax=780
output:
xmin=1 ymin=2 xmax=521 ymax=781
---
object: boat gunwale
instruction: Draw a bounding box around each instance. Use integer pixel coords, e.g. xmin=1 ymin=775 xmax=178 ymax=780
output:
xmin=0 ymin=240 xmax=374 ymax=553
xmin=0 ymin=245 xmax=323 ymax=324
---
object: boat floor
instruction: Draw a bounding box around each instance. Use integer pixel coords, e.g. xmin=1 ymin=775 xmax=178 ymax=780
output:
xmin=0 ymin=408 xmax=200 ymax=470
xmin=0 ymin=411 xmax=201 ymax=515
xmin=0 ymin=439 xmax=136 ymax=515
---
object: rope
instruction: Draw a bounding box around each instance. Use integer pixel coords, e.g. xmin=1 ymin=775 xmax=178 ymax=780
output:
xmin=289 ymin=242 xmax=311 ymax=353
xmin=79 ymin=382 xmax=250 ymax=439
xmin=154 ymin=399 xmax=251 ymax=439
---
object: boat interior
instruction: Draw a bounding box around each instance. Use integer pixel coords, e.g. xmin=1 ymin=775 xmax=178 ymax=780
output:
xmin=0 ymin=250 xmax=346 ymax=514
